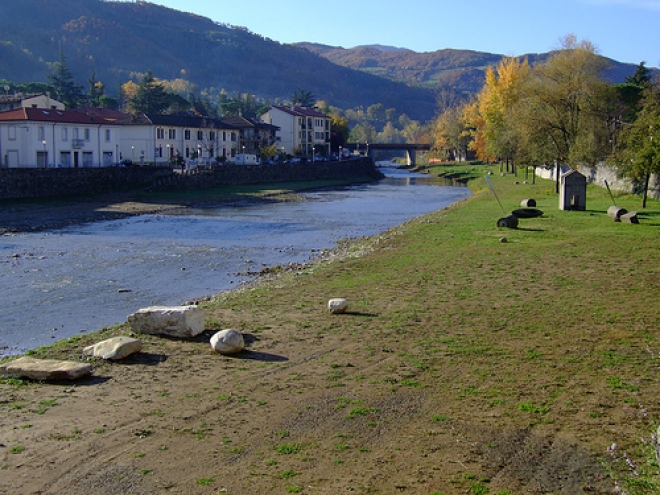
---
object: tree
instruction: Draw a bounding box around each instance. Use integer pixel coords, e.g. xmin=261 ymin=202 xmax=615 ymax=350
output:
xmin=476 ymin=57 xmax=531 ymax=169
xmin=46 ymin=49 xmax=83 ymax=109
xmin=330 ymin=113 xmax=350 ymax=151
xmin=626 ymin=62 xmax=652 ymax=87
xmin=129 ymin=71 xmax=171 ymax=115
xmin=290 ymin=88 xmax=316 ymax=107
xmin=433 ymin=104 xmax=473 ymax=161
xmin=613 ymin=85 xmax=660 ymax=208
xmin=512 ymin=35 xmax=611 ymax=192
xmin=87 ymin=71 xmax=105 ymax=107
xmin=349 ymin=122 xmax=377 ymax=144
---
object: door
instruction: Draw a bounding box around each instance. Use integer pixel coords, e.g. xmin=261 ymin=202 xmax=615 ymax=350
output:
xmin=7 ymin=151 xmax=19 ymax=168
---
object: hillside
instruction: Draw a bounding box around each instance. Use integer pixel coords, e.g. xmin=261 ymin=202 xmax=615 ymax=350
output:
xmin=0 ymin=0 xmax=438 ymax=121
xmin=296 ymin=42 xmax=652 ymax=95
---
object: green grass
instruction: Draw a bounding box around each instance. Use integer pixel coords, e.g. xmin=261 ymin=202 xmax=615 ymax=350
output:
xmin=4 ymin=162 xmax=660 ymax=492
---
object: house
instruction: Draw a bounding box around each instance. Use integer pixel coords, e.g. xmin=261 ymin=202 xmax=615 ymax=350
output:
xmin=260 ymin=106 xmax=331 ymax=156
xmin=221 ymin=115 xmax=279 ymax=156
xmin=0 ymin=107 xmax=121 ymax=168
xmin=0 ymin=94 xmax=65 ymax=113
xmin=117 ymin=113 xmax=240 ymax=165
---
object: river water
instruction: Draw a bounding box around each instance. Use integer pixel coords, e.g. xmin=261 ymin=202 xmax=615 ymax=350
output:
xmin=0 ymin=166 xmax=470 ymax=357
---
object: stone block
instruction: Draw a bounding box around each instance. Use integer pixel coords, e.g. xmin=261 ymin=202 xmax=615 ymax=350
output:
xmin=83 ymin=336 xmax=142 ymax=360
xmin=1 ymin=357 xmax=93 ymax=381
xmin=128 ymin=305 xmax=206 ymax=338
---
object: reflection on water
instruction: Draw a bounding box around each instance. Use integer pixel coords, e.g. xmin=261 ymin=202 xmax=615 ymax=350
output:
xmin=0 ymin=166 xmax=470 ymax=356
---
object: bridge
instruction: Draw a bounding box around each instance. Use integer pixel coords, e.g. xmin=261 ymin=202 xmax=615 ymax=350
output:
xmin=344 ymin=143 xmax=432 ymax=167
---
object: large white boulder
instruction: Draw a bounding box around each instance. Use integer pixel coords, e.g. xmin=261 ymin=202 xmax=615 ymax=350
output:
xmin=210 ymin=329 xmax=245 ymax=355
xmin=83 ymin=336 xmax=143 ymax=360
xmin=128 ymin=305 xmax=206 ymax=338
xmin=1 ymin=357 xmax=93 ymax=381
xmin=328 ymin=298 xmax=348 ymax=314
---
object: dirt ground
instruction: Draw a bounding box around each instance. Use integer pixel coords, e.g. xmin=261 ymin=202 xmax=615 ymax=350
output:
xmin=1 ymin=187 xmax=652 ymax=495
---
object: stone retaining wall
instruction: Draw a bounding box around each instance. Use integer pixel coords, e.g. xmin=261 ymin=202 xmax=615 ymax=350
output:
xmin=0 ymin=158 xmax=382 ymax=200
xmin=534 ymin=162 xmax=660 ymax=199
xmin=0 ymin=167 xmax=172 ymax=199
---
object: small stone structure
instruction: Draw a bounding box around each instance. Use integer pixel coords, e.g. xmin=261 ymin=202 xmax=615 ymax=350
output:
xmin=621 ymin=211 xmax=639 ymax=224
xmin=559 ymin=170 xmax=587 ymax=211
xmin=497 ymin=215 xmax=519 ymax=229
xmin=607 ymin=206 xmax=628 ymax=222
xmin=128 ymin=305 xmax=206 ymax=338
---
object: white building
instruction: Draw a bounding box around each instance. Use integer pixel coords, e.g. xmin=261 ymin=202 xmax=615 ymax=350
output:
xmin=261 ymin=106 xmax=331 ymax=156
xmin=0 ymin=107 xmax=121 ymax=168
xmin=118 ymin=114 xmax=239 ymax=165
xmin=0 ymin=94 xmax=65 ymax=113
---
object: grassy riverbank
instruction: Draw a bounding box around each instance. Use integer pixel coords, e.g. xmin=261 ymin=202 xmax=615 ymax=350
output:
xmin=2 ymin=164 xmax=660 ymax=494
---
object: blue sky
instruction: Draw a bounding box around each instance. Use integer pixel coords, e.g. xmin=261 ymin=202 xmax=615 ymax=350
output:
xmin=151 ymin=0 xmax=659 ymax=68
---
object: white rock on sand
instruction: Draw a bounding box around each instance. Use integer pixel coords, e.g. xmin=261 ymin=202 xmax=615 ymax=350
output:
xmin=128 ymin=305 xmax=206 ymax=338
xmin=327 ymin=298 xmax=348 ymax=314
xmin=210 ymin=329 xmax=245 ymax=355
xmin=0 ymin=356 xmax=93 ymax=381
xmin=83 ymin=336 xmax=142 ymax=360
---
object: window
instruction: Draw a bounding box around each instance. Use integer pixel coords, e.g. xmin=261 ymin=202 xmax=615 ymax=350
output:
xmin=73 ymin=128 xmax=79 ymax=139
xmin=222 ymin=131 xmax=227 ymax=141
xmin=185 ymin=147 xmax=190 ymax=158
xmin=8 ymin=126 xmax=16 ymax=140
xmin=84 ymin=128 xmax=90 ymax=141
xmin=197 ymin=130 xmax=204 ymax=140
xmin=168 ymin=129 xmax=176 ymax=139
xmin=83 ymin=152 xmax=93 ymax=167
xmin=157 ymin=147 xmax=163 ymax=158
xmin=231 ymin=132 xmax=237 ymax=142
xmin=156 ymin=128 xmax=165 ymax=140
xmin=209 ymin=131 xmax=216 ymax=141
xmin=103 ymin=152 xmax=113 ymax=166
xmin=62 ymin=128 xmax=68 ymax=141
xmin=38 ymin=127 xmax=46 ymax=141
xmin=105 ymin=129 xmax=111 ymax=142
xmin=184 ymin=130 xmax=191 ymax=140
xmin=60 ymin=151 xmax=71 ymax=167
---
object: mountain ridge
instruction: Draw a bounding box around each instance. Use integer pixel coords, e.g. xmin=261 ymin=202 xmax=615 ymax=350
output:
xmin=294 ymin=42 xmax=651 ymax=95
xmin=0 ymin=0 xmax=650 ymax=122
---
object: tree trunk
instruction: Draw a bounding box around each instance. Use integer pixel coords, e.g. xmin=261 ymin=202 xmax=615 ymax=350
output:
xmin=555 ymin=161 xmax=560 ymax=194
xmin=642 ymin=172 xmax=650 ymax=209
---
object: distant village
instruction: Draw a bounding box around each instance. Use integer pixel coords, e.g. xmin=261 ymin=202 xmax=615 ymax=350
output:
xmin=0 ymin=93 xmax=333 ymax=169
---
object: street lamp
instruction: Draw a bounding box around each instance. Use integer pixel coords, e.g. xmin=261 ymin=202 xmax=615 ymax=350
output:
xmin=312 ymin=145 xmax=315 ymax=164
xmin=131 ymin=146 xmax=135 ymax=163
xmin=41 ymin=140 xmax=47 ymax=168
xmin=339 ymin=146 xmax=342 ymax=160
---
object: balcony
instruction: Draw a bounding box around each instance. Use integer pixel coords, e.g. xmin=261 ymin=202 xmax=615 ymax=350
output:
xmin=71 ymin=139 xmax=85 ymax=149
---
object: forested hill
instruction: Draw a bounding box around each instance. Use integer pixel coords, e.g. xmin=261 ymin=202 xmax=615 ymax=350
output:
xmin=0 ymin=0 xmax=438 ymax=121
xmin=295 ymin=43 xmax=652 ymax=95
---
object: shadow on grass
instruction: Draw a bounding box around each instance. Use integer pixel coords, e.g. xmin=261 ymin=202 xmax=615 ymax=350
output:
xmin=111 ymin=352 xmax=168 ymax=366
xmin=237 ymin=350 xmax=289 ymax=363
xmin=343 ymin=311 xmax=379 ymax=317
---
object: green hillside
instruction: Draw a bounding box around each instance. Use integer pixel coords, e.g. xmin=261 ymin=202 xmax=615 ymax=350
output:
xmin=296 ymin=42 xmax=653 ymax=95
xmin=0 ymin=0 xmax=438 ymax=121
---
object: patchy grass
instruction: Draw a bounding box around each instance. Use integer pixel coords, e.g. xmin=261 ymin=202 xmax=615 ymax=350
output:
xmin=2 ymin=164 xmax=660 ymax=494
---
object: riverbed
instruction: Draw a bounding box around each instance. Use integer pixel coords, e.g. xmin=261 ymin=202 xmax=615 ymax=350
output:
xmin=0 ymin=167 xmax=470 ymax=357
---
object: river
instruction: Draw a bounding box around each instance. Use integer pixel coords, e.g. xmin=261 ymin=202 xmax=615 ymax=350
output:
xmin=0 ymin=166 xmax=470 ymax=357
